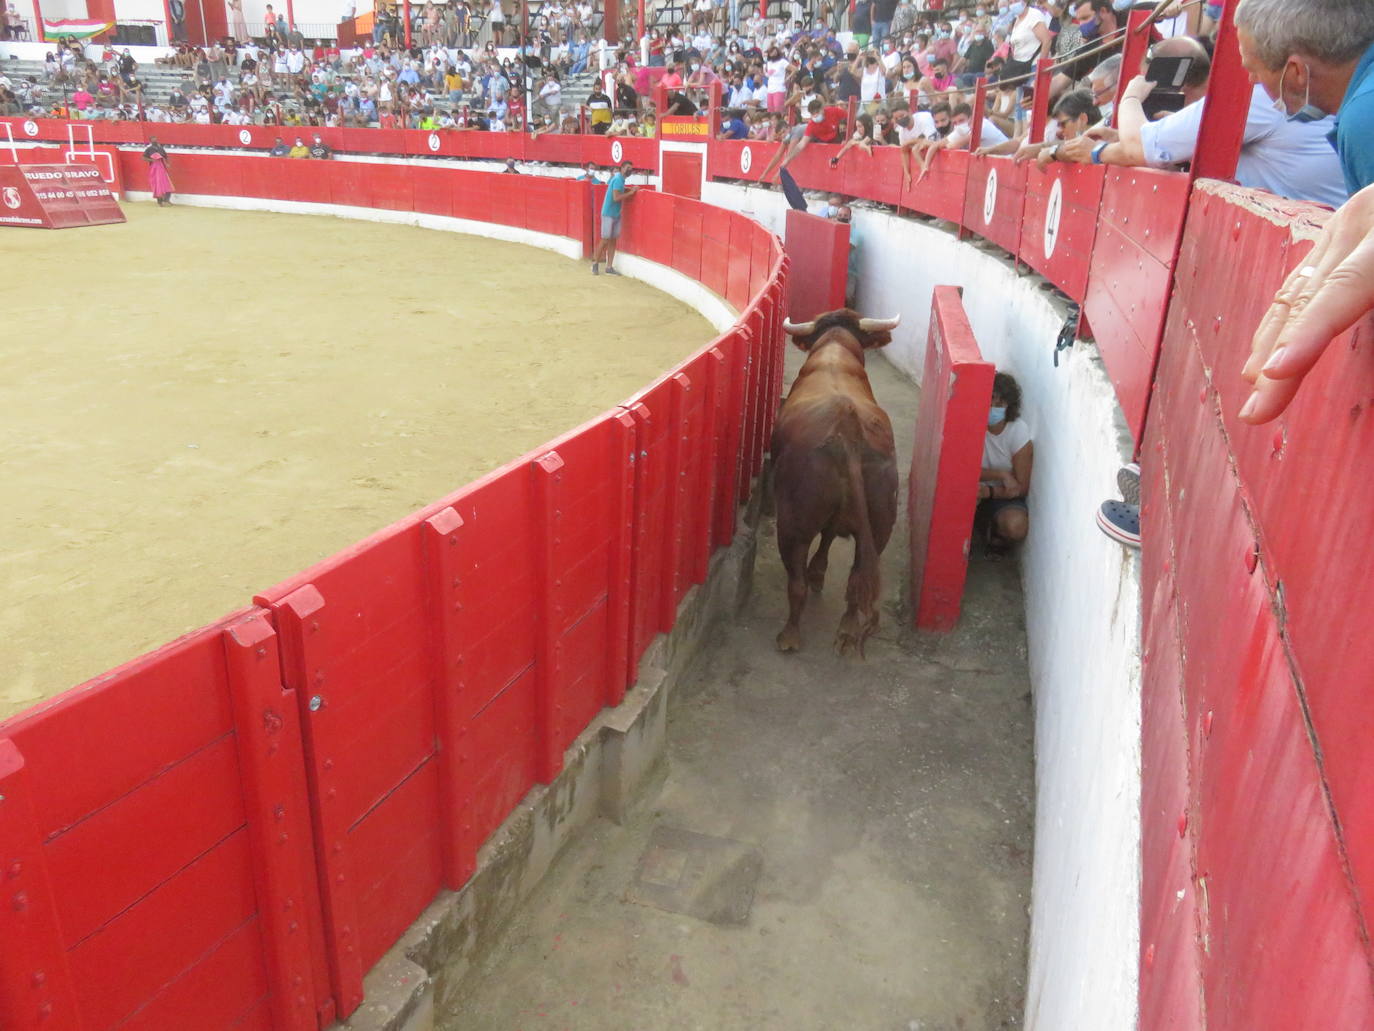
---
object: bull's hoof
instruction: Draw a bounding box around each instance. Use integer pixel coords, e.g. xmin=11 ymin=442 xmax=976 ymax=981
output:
xmin=806 ymin=568 xmax=826 ymax=593
xmin=776 ymin=626 xmax=802 ymax=652
xmin=835 ymin=612 xmax=878 ymax=659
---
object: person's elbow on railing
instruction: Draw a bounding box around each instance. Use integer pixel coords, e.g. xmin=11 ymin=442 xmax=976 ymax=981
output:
xmin=1240 ymin=183 xmax=1374 ymax=423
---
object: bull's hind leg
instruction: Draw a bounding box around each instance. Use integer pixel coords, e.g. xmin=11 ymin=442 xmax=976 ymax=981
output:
xmin=806 ymin=529 xmax=836 ymax=592
xmin=836 ymin=458 xmax=898 ymax=658
xmin=776 ymin=530 xmax=813 ymax=652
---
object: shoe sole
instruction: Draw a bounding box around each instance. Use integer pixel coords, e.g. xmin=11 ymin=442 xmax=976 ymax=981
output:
xmin=1117 ymin=462 xmax=1141 ymax=506
xmin=1096 ymin=506 xmax=1142 ymax=548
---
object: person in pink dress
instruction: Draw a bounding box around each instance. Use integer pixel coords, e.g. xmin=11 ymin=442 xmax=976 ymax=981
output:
xmin=143 ymin=138 xmax=174 ymax=206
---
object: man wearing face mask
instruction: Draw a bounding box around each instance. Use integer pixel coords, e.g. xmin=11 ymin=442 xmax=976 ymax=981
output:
xmin=759 ymin=96 xmax=846 ymax=181
xmin=1058 ymin=35 xmax=1348 ymax=208
xmin=1235 ymin=0 xmax=1374 ymax=195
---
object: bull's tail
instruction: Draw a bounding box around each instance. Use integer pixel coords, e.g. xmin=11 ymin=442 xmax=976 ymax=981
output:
xmin=837 ymin=405 xmax=881 ymax=654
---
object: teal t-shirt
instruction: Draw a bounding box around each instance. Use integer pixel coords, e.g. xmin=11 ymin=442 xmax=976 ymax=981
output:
xmin=1334 ymin=40 xmax=1374 ymax=194
xmin=603 ymin=172 xmax=626 ymax=218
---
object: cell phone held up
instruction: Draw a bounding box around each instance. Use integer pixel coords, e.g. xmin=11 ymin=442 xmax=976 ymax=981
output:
xmin=1142 ymin=55 xmax=1193 ymax=119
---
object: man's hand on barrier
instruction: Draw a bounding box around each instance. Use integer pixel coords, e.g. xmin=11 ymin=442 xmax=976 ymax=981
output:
xmin=1241 ymin=183 xmax=1374 ymax=423
xmin=1056 ymin=135 xmax=1095 ymax=164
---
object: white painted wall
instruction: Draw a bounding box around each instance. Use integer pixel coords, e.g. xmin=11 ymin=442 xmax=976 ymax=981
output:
xmin=704 ymin=180 xmax=1145 ymax=1031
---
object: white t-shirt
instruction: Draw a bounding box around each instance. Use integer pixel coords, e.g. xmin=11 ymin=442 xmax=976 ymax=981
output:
xmin=1138 ymin=83 xmax=1347 ymax=208
xmin=1008 ymin=7 xmax=1050 ymax=63
xmin=860 ymin=66 xmax=886 ymax=102
xmin=949 ymin=115 xmax=1008 ymax=148
xmin=983 ymin=418 xmax=1032 ymax=473
xmin=897 ymin=111 xmax=936 ymax=143
xmin=765 ymin=57 xmax=789 ymax=94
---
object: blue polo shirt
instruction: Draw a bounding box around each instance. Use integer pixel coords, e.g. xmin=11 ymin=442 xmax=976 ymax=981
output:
xmin=1333 ymin=40 xmax=1374 ymax=194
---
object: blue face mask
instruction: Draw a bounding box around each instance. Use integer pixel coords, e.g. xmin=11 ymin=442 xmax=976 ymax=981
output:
xmin=1008 ymin=2 xmax=1025 ymax=15
xmin=1077 ymin=17 xmax=1098 ymax=39
xmin=988 ymin=405 xmax=1007 ymax=427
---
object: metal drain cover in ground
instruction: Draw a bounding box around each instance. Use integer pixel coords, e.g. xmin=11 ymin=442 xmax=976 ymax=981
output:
xmin=626 ymin=825 xmax=763 ymax=926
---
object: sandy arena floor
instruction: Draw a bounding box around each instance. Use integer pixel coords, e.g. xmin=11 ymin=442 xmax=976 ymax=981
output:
xmin=1 ymin=202 xmax=714 ymax=720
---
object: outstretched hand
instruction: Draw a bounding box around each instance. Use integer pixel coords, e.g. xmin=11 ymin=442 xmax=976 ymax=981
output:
xmin=1240 ymin=183 xmax=1374 ymax=423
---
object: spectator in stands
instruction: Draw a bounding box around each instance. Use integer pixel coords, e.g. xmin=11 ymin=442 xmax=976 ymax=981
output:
xmin=1234 ymin=0 xmax=1374 ymax=195
xmin=829 ymin=112 xmax=877 ymax=166
xmin=308 ymin=133 xmax=332 ymax=158
xmin=1241 ymin=181 xmax=1374 ymax=422
xmin=1058 ymin=38 xmax=1348 ymax=208
xmin=587 ymin=83 xmax=612 ymax=133
xmin=4 ymin=3 xmax=24 ymax=40
xmin=289 ymin=136 xmax=309 ymax=157
xmin=1001 ymin=87 xmax=1099 ymax=164
xmin=980 ymin=371 xmax=1033 ymax=552
xmin=718 ymin=107 xmax=750 ymax=139
xmin=1003 ymin=1 xmax=1053 ymax=82
xmin=914 ymin=101 xmax=1012 ymax=181
xmin=270 ymin=136 xmax=290 ymax=155
xmin=759 ymin=96 xmax=846 ymax=182
xmin=1086 ymin=52 xmax=1121 ymax=125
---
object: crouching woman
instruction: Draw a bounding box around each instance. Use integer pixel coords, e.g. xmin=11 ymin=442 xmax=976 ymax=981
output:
xmin=978 ymin=371 xmax=1032 ymax=551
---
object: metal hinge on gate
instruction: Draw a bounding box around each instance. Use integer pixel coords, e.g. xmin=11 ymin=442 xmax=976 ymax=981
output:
xmin=1053 ymin=302 xmax=1081 ymax=368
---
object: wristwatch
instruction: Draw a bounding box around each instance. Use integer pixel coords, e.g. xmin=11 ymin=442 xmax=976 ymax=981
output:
xmin=1046 ymin=142 xmax=1060 ymax=161
xmin=1090 ymin=140 xmax=1109 ymax=164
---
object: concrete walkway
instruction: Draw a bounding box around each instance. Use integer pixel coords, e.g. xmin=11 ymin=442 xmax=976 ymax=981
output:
xmin=442 ymin=349 xmax=1035 ymax=1031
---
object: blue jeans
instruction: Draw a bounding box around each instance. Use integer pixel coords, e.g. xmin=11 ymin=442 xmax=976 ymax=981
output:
xmin=871 ymin=19 xmax=890 ymax=42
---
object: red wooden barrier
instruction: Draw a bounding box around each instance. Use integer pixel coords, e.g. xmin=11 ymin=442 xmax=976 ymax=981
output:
xmin=1 ymin=153 xmax=785 ymax=1029
xmin=1139 ymin=181 xmax=1374 ymax=1029
xmin=783 ymin=208 xmax=849 ymax=320
xmin=908 ymin=286 xmax=994 ymax=631
xmin=1083 ymin=166 xmax=1191 ymax=444
xmin=1018 ymin=163 xmax=1105 ymax=302
xmin=0 ymin=611 xmax=333 ymax=1030
xmin=963 ymin=155 xmax=1026 ymax=259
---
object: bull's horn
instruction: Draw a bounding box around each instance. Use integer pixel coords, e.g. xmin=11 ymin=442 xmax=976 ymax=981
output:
xmin=857 ymin=315 xmax=902 ymax=332
xmin=781 ymin=319 xmax=817 ymax=336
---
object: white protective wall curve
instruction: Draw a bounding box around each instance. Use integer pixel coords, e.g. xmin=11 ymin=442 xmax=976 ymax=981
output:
xmin=702 ymin=181 xmax=1144 ymax=1031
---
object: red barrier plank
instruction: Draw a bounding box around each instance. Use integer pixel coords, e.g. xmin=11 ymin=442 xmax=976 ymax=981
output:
xmin=45 ymin=732 xmax=245 ymax=946
xmin=1083 ymin=167 xmax=1191 ymax=443
xmin=725 ymin=215 xmax=755 ymax=311
xmin=962 ymin=155 xmax=1025 ymax=257
xmin=900 ymin=148 xmax=969 ymax=223
xmin=783 ymin=209 xmax=848 ymax=321
xmin=68 ymin=827 xmax=259 ymax=1029
xmin=349 ymin=758 xmax=444 ymax=973
xmin=0 ymin=740 xmax=83 ymax=1031
xmin=224 ymin=611 xmax=324 ymax=1031
xmin=1019 ymin=163 xmax=1105 ymax=303
xmin=116 ymin=918 xmax=270 ymax=1031
xmin=908 ymin=286 xmax=995 ymax=630
xmin=672 ymin=202 xmax=705 ymax=282
xmin=0 ymin=626 xmax=236 ymax=839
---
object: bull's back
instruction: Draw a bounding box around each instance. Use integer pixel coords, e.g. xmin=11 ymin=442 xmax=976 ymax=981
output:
xmin=774 ymin=388 xmax=895 ymax=460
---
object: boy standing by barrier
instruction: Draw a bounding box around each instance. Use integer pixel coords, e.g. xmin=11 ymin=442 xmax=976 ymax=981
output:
xmin=592 ymin=159 xmax=639 ymax=276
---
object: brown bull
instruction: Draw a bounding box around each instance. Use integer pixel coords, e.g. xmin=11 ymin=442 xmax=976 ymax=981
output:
xmin=771 ymin=308 xmax=901 ymax=656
